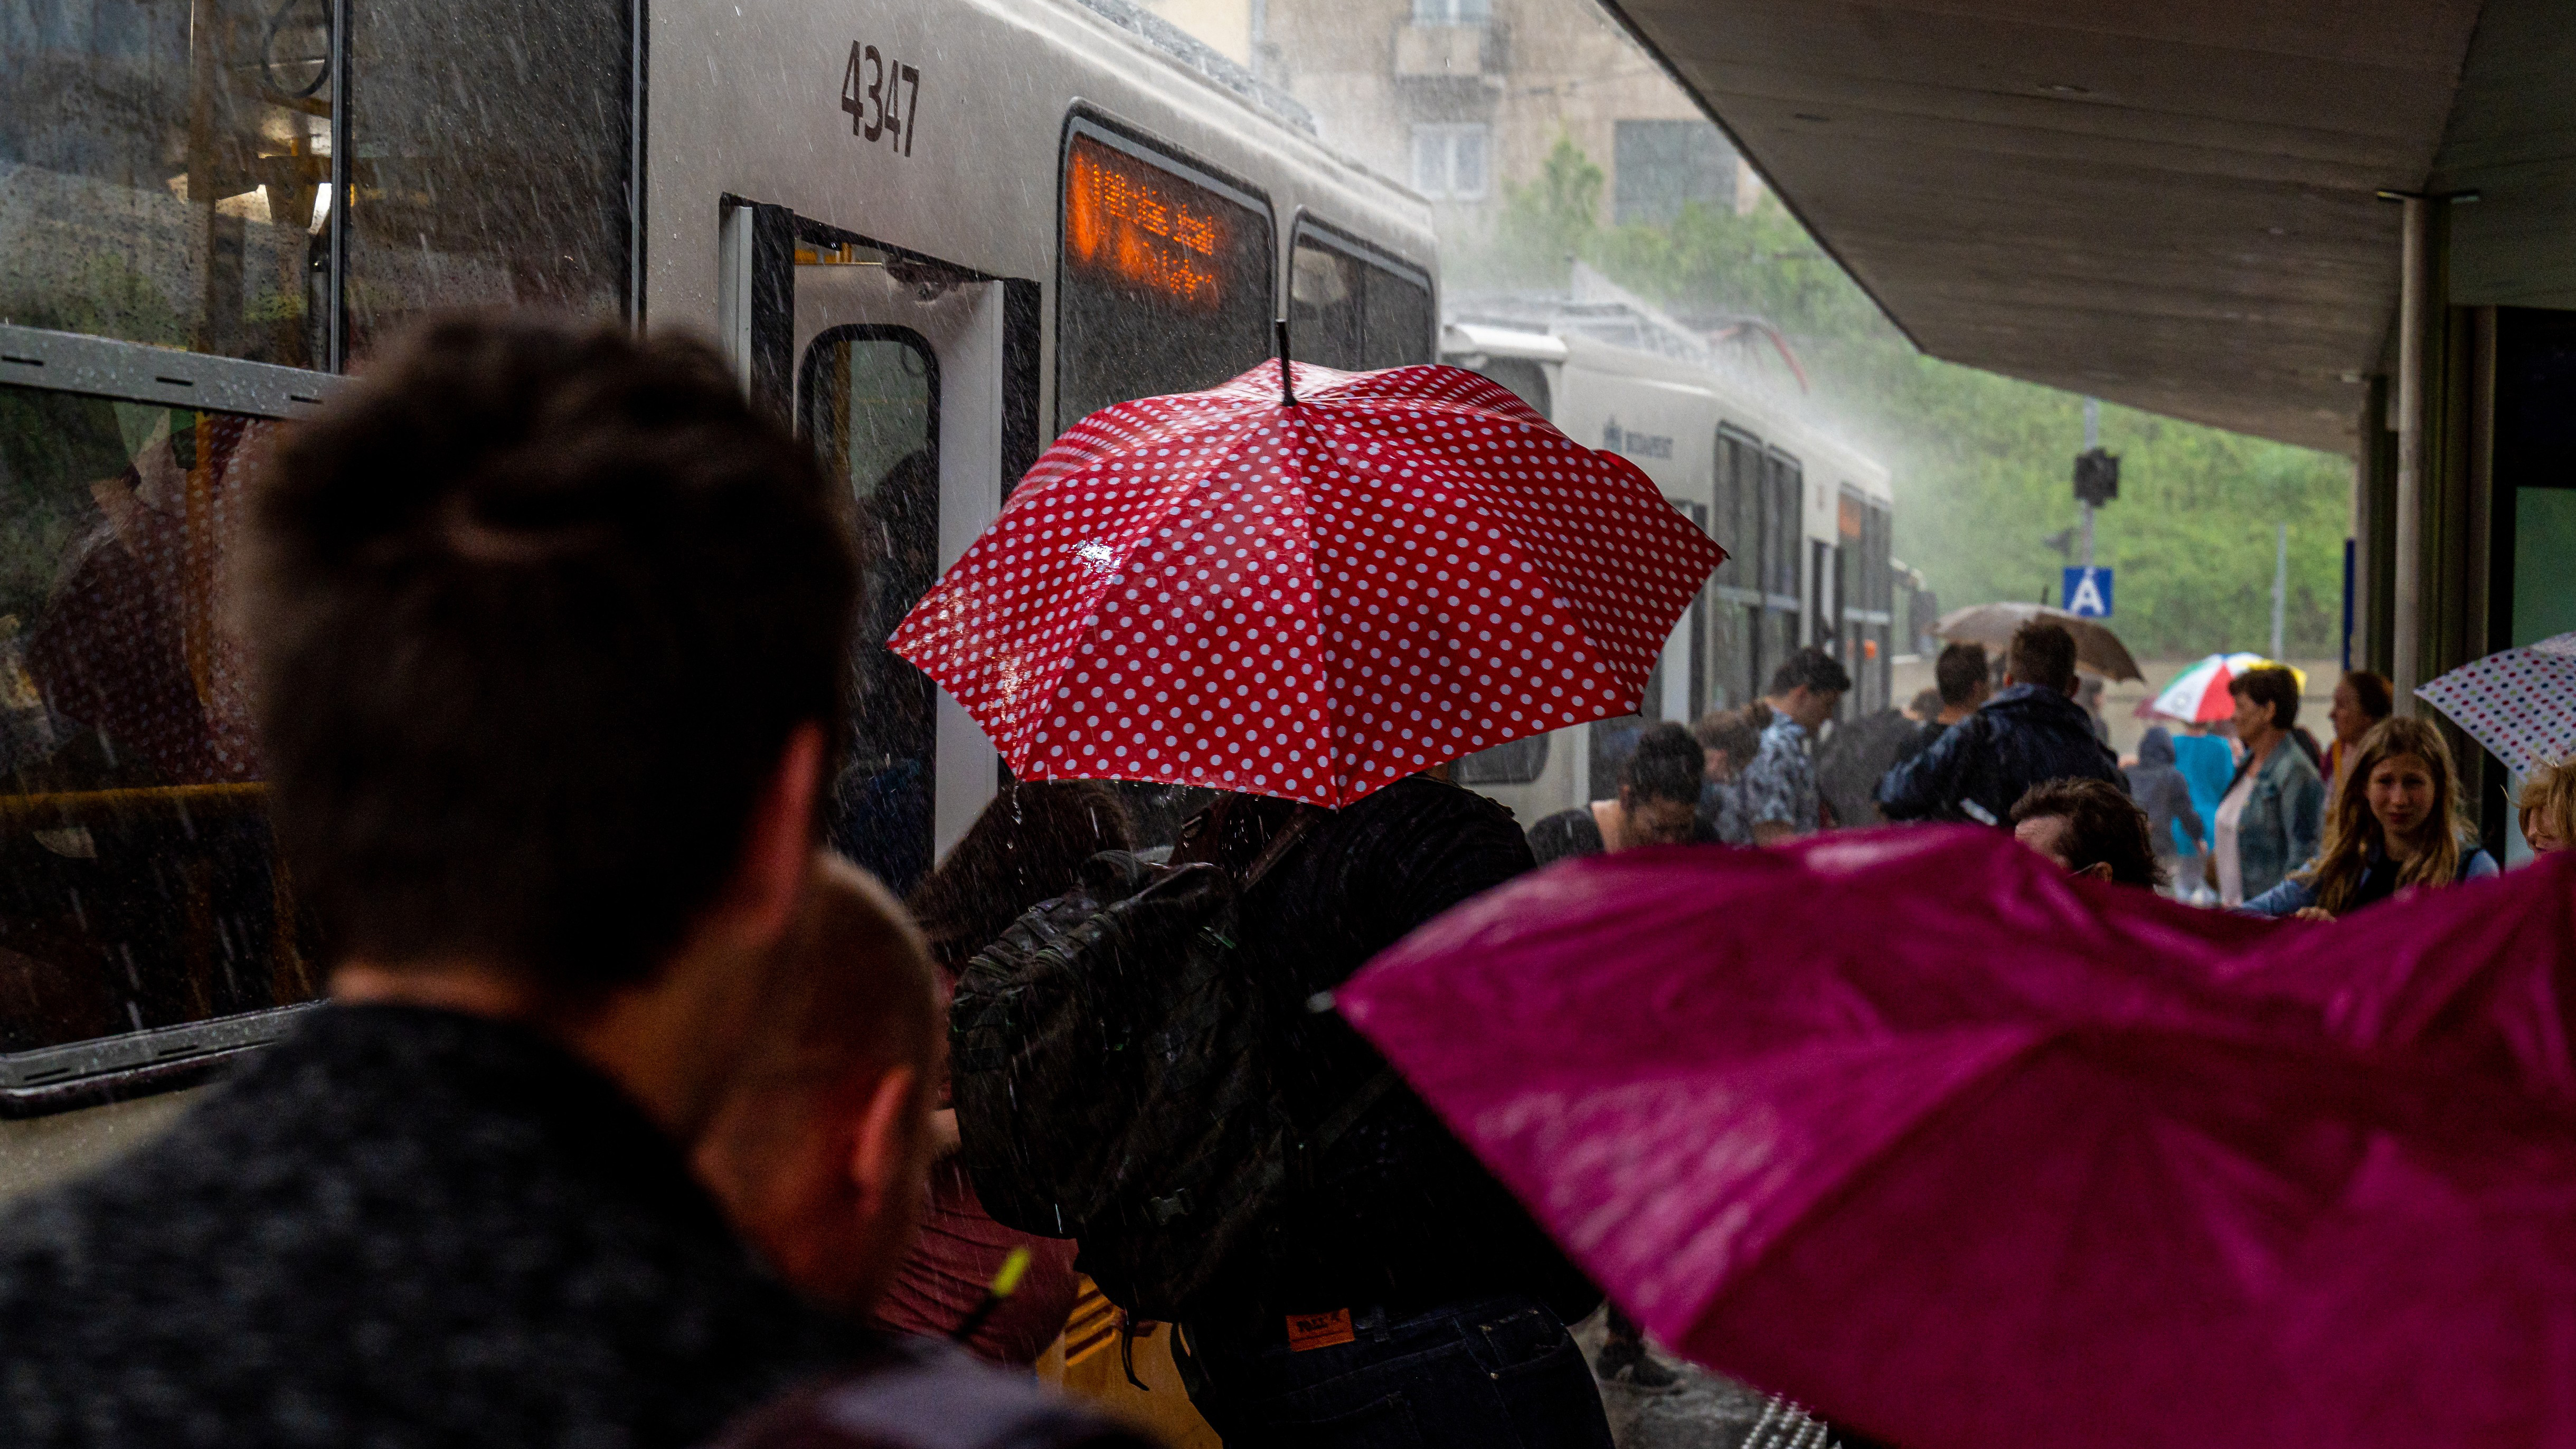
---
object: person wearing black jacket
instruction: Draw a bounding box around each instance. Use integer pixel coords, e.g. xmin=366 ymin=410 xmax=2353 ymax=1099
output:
xmin=1175 ymin=774 xmax=1612 ymax=1449
xmin=1877 ymin=620 xmax=2125 ymax=826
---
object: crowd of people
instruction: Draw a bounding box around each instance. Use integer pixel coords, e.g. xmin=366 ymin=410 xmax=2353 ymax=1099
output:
xmin=0 ymin=315 xmax=2564 ymax=1449
xmin=1621 ymin=615 xmax=2566 ymax=934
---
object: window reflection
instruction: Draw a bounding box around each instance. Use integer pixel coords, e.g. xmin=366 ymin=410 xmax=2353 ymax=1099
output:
xmin=803 ymin=328 xmax=940 ymax=897
xmin=0 ymin=0 xmax=334 ymax=365
xmin=345 ymin=0 xmax=627 ymax=350
xmin=0 ymin=384 xmax=320 ymax=1053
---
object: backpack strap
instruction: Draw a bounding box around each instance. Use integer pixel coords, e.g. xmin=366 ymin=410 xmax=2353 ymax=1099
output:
xmin=1237 ymin=805 xmax=1322 ymax=892
xmin=1309 ymin=1066 xmax=1401 ymax=1155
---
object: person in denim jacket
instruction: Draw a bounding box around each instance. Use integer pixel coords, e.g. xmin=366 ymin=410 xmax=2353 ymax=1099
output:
xmin=2212 ymin=666 xmax=2325 ymax=905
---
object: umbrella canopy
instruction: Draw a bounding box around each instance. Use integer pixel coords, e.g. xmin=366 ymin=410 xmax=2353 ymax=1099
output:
xmin=2146 ymin=651 xmax=2305 ymax=723
xmin=1932 ymin=602 xmax=2140 ymax=681
xmin=890 ymin=359 xmax=1726 ymax=807
xmin=2416 ymin=630 xmax=2576 ymax=776
xmin=1337 ymin=828 xmax=2576 ymax=1449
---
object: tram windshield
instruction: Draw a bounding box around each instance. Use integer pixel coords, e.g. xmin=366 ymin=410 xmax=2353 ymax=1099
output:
xmin=1056 ymin=129 xmax=1274 ymax=428
xmin=0 ymin=386 xmax=319 ymax=1055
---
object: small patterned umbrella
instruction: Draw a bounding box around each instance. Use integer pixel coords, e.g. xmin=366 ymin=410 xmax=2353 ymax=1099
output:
xmin=2415 ymin=631 xmax=2576 ymax=776
xmin=889 ymin=357 xmax=1726 ymax=807
xmin=2147 ymin=652 xmax=2304 ymax=723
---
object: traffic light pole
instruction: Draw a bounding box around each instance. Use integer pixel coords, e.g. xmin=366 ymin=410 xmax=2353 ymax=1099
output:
xmin=2080 ymin=397 xmax=2099 ymax=567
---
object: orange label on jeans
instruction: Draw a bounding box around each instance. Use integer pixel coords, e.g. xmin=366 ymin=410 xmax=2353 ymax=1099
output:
xmin=1285 ymin=1308 xmax=1356 ymax=1351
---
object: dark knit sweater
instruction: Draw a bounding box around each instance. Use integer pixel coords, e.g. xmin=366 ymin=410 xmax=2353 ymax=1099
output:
xmin=0 ymin=1004 xmax=874 ymax=1448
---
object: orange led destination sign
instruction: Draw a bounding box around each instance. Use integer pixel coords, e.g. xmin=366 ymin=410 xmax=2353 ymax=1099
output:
xmin=1065 ymin=136 xmax=1228 ymax=309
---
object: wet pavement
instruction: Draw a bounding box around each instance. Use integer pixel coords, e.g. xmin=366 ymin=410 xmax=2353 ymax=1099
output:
xmin=1575 ymin=1309 xmax=1842 ymax=1449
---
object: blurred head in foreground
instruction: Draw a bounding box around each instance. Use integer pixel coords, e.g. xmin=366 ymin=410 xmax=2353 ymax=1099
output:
xmin=248 ymin=314 xmax=857 ymax=1128
xmin=2010 ymin=777 xmax=2162 ymax=888
xmin=694 ymin=855 xmax=942 ymax=1315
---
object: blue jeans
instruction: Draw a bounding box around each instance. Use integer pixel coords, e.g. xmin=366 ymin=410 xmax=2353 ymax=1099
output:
xmin=1178 ymin=1294 xmax=1615 ymax=1449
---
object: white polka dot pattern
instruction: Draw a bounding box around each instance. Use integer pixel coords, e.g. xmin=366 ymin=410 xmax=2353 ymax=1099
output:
xmin=2414 ymin=630 xmax=2576 ymax=778
xmin=888 ymin=359 xmax=1731 ymax=807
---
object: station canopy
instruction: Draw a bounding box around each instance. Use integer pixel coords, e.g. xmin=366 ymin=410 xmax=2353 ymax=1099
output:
xmin=1601 ymin=0 xmax=2576 ymax=454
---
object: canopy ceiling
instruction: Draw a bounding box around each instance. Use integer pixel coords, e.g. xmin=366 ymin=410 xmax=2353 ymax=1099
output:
xmin=1601 ymin=1 xmax=2512 ymax=453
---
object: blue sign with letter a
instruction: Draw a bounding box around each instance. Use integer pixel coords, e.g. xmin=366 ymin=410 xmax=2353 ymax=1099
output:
xmin=2063 ymin=566 xmax=2113 ymax=618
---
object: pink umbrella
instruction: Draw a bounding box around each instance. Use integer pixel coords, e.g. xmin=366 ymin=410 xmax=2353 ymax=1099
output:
xmin=1337 ymin=828 xmax=2576 ymax=1449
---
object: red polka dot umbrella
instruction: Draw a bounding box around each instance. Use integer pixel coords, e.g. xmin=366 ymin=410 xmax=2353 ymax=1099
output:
xmin=887 ymin=356 xmax=1728 ymax=807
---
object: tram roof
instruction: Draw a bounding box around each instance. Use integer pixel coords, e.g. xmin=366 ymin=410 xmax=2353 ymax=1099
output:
xmin=1598 ymin=0 xmax=2576 ymax=455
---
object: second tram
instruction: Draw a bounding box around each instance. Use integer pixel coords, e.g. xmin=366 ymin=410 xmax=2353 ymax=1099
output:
xmin=1438 ymin=307 xmax=1898 ymax=825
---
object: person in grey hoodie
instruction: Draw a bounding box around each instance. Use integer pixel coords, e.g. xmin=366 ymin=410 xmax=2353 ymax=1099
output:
xmin=2125 ymin=726 xmax=2206 ymax=888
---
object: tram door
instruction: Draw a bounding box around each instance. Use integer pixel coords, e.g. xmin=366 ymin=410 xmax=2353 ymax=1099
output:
xmin=718 ymin=202 xmax=1012 ymax=894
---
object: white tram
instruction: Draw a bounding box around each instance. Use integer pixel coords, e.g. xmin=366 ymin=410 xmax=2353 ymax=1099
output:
xmin=0 ymin=0 xmax=1431 ymax=1197
xmin=1438 ymin=300 xmax=1898 ymax=827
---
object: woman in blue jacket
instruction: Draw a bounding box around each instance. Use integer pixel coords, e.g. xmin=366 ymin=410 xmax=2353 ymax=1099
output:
xmin=2246 ymin=716 xmax=2497 ymax=918
xmin=2212 ymin=667 xmax=2326 ymax=906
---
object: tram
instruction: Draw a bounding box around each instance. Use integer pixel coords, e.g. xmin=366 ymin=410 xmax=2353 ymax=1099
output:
xmin=0 ymin=0 xmax=1430 ymax=1189
xmin=1437 ymin=310 xmax=1898 ymax=825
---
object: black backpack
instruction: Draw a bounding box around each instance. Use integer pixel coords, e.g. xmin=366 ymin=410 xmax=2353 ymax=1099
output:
xmin=947 ymin=805 xmax=1391 ymax=1324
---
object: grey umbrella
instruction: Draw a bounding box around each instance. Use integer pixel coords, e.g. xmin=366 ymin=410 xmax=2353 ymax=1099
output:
xmin=1933 ymin=602 xmax=2143 ymax=682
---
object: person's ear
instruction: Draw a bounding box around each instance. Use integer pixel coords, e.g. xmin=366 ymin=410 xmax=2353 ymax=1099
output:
xmin=2077 ymin=861 xmax=2113 ymax=882
xmin=721 ymin=722 xmax=828 ymax=954
xmin=846 ymin=1064 xmax=924 ymax=1221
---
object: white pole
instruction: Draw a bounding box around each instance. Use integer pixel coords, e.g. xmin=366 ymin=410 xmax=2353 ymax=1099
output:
xmin=2271 ymin=523 xmax=2289 ymax=660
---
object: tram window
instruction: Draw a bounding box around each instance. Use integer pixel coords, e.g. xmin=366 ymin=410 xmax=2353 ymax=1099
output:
xmin=1057 ymin=129 xmax=1274 ymax=429
xmin=1469 ymin=358 xmax=1551 ymax=416
xmin=802 ymin=329 xmax=939 ymax=898
xmin=345 ymin=0 xmax=628 ymax=352
xmin=1763 ymin=452 xmax=1803 ymax=601
xmin=1455 ymin=733 xmax=1548 ymax=786
xmin=0 ymin=0 xmax=333 ymax=367
xmin=1289 ymin=232 xmax=1433 ymax=371
xmin=1712 ymin=429 xmax=1761 ymax=592
xmin=1707 ymin=600 xmax=1756 ymax=711
xmin=0 ymin=385 xmax=322 ymax=1054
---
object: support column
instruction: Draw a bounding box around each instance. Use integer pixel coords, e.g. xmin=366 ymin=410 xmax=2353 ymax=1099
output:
xmin=2392 ymin=195 xmax=2434 ymax=706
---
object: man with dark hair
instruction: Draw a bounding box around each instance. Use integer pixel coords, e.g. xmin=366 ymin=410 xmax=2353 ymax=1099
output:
xmin=0 ymin=316 xmax=925 ymax=1448
xmin=1891 ymin=642 xmax=1993 ymax=774
xmin=1930 ymin=642 xmax=1991 ymax=735
xmin=1877 ymin=620 xmax=2122 ymax=827
xmin=1740 ymin=648 xmax=1851 ymax=844
xmin=2009 ymin=778 xmax=2165 ymax=888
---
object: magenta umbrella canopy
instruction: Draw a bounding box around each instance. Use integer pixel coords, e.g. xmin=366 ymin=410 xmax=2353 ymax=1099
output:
xmin=1337 ymin=829 xmax=2576 ymax=1449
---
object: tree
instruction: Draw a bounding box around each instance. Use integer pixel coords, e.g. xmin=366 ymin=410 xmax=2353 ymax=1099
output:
xmin=1451 ymin=140 xmax=2355 ymax=659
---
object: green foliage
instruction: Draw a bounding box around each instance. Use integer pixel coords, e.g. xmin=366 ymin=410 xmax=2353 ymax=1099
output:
xmin=1468 ymin=134 xmax=1603 ymax=289
xmin=1464 ymin=144 xmax=2355 ymax=659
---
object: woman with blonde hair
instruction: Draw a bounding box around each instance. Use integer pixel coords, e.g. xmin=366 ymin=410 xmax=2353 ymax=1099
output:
xmin=2245 ymin=716 xmax=2498 ymax=918
xmin=2521 ymin=759 xmax=2576 ymax=855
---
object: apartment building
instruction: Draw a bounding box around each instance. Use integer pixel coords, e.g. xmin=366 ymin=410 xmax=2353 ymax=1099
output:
xmin=1135 ymin=0 xmax=1761 ymax=236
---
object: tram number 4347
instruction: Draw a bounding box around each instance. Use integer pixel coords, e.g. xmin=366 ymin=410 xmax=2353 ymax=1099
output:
xmin=841 ymin=43 xmax=921 ymax=156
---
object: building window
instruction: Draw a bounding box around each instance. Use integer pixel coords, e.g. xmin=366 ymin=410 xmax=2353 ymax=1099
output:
xmin=1411 ymin=124 xmax=1490 ymax=200
xmin=1411 ymin=0 xmax=1489 ymax=23
xmin=1612 ymin=120 xmax=1736 ymax=226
